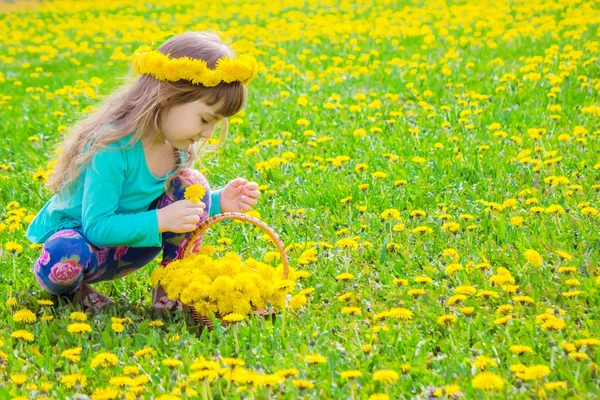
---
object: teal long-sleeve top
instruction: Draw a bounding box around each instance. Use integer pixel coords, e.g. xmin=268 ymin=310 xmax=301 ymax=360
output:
xmin=25 ymin=133 xmax=222 ymax=247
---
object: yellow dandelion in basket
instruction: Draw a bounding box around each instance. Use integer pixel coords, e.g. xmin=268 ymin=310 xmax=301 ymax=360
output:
xmin=185 ymin=184 xmax=207 ymax=203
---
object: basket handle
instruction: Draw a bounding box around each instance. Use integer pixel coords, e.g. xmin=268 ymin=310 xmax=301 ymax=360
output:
xmin=183 ymin=212 xmax=289 ymax=280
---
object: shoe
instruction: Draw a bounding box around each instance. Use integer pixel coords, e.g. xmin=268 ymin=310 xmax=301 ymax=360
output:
xmin=79 ymin=282 xmax=113 ymax=312
xmin=152 ymin=284 xmax=183 ymax=315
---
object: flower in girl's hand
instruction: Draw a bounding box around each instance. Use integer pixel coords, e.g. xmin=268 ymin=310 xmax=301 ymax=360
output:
xmin=184 ymin=184 xmax=206 ymax=203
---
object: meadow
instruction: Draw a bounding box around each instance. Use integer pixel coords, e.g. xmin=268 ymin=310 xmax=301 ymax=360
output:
xmin=0 ymin=0 xmax=599 ymax=398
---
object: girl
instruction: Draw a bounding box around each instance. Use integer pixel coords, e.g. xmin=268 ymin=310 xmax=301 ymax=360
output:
xmin=25 ymin=31 xmax=261 ymax=313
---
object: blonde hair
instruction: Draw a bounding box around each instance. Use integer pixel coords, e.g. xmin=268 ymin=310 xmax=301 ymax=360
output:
xmin=46 ymin=31 xmax=248 ymax=197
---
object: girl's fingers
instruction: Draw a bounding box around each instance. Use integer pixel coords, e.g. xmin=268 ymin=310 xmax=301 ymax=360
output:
xmin=241 ymin=196 xmax=258 ymax=206
xmin=185 ymin=215 xmax=201 ymax=224
xmin=246 ymin=190 xmax=261 ymax=198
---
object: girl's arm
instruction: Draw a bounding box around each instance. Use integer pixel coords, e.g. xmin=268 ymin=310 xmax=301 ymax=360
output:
xmin=81 ymin=145 xmax=162 ymax=248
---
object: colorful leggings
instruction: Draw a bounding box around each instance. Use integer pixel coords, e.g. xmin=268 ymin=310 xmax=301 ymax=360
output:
xmin=33 ymin=168 xmax=211 ymax=297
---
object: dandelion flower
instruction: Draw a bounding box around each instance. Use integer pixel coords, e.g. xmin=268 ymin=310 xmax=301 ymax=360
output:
xmin=292 ymin=379 xmax=314 ymax=389
xmin=304 ymin=354 xmax=327 ymax=364
xmin=335 ymin=272 xmax=355 ymax=281
xmin=13 ymin=309 xmax=36 ymax=323
xmin=223 ymin=313 xmax=245 ymax=322
xmin=11 ymin=330 xmax=34 ymax=342
xmin=373 ymin=369 xmax=399 ymax=384
xmin=67 ymin=323 xmax=92 ymax=334
xmin=184 ymin=184 xmax=206 ymax=203
xmin=10 ymin=374 xmax=27 ymax=385
xmin=289 ymin=294 xmax=308 ymax=309
xmin=69 ymin=311 xmax=87 ymax=321
xmin=340 ymin=370 xmax=362 ymax=379
xmin=162 ymin=358 xmax=183 ymax=368
xmin=61 ymin=373 xmax=87 ymax=388
xmin=510 ymin=345 xmax=534 ymax=355
xmin=91 ymin=352 xmax=119 ymax=368
xmin=472 ymin=372 xmax=504 ymax=390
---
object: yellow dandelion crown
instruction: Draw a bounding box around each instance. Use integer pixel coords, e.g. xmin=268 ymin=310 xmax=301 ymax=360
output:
xmin=131 ymin=45 xmax=259 ymax=87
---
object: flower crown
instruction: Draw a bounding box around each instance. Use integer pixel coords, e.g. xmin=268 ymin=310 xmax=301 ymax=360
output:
xmin=132 ymin=46 xmax=259 ymax=87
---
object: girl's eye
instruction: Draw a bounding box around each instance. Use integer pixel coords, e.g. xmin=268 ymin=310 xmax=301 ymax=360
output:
xmin=201 ymin=118 xmax=207 ymax=123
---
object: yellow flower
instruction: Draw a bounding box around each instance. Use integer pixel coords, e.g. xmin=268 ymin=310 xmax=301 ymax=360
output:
xmin=67 ymin=323 xmax=92 ymax=334
xmin=341 ymin=307 xmax=362 ymax=316
xmin=69 ymin=311 xmax=87 ymax=321
xmin=184 ymin=184 xmax=207 ymax=203
xmin=4 ymin=241 xmax=23 ymax=253
xmin=222 ymin=357 xmax=245 ymax=367
xmin=275 ymin=368 xmax=299 ymax=378
xmin=304 ymin=354 xmax=327 ymax=364
xmin=433 ymin=385 xmax=461 ymax=397
xmin=437 ymin=314 xmax=457 ymax=325
xmin=545 ymin=381 xmax=567 ymax=390
xmin=162 ymin=358 xmax=183 ymax=368
xmin=292 ymin=379 xmax=314 ymax=389
xmin=223 ymin=313 xmax=245 ymax=322
xmin=373 ymin=369 xmax=399 ymax=384
xmin=472 ymin=372 xmax=504 ymax=390
xmin=91 ymin=352 xmax=119 ymax=369
xmin=10 ymin=374 xmax=27 ymax=385
xmin=555 ymin=250 xmax=572 ymax=260
xmin=516 ymin=365 xmax=551 ymax=380
xmin=380 ymin=209 xmax=401 ymax=220
xmin=61 ymin=373 xmax=87 ymax=388
xmin=510 ymin=345 xmax=534 ymax=355
xmin=368 ymin=394 xmax=390 ymax=400
xmin=13 ymin=309 xmax=36 ymax=323
xmin=568 ymin=352 xmax=588 ymax=361
xmin=472 ymin=356 xmax=498 ymax=370
xmin=461 ymin=307 xmax=475 ymax=316
xmin=112 ymin=322 xmax=125 ymax=333
xmin=11 ymin=329 xmax=34 ymax=342
xmin=61 ymin=347 xmax=83 ymax=363
xmin=92 ymin=387 xmax=120 ymax=399
xmin=494 ymin=315 xmax=512 ymax=325
xmin=524 ymin=249 xmax=543 ymax=267
xmin=340 ymin=370 xmax=362 ymax=379
xmin=135 ymin=347 xmax=154 ymax=357
xmin=289 ymin=294 xmax=307 ymax=309
xmin=335 ymin=272 xmax=355 ymax=281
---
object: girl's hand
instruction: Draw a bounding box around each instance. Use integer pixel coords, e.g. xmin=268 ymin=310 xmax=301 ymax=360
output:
xmin=220 ymin=177 xmax=261 ymax=213
xmin=157 ymin=200 xmax=206 ymax=233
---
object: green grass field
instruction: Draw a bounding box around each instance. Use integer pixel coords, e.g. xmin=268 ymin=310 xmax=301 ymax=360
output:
xmin=1 ymin=0 xmax=599 ymax=398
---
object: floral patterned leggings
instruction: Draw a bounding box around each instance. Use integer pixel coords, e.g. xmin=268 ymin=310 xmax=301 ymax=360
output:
xmin=32 ymin=168 xmax=210 ymax=297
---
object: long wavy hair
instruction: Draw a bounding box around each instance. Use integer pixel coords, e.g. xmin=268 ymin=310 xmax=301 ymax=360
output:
xmin=46 ymin=31 xmax=248 ymax=198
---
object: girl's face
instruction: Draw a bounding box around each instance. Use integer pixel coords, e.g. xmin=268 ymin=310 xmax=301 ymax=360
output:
xmin=158 ymin=99 xmax=224 ymax=149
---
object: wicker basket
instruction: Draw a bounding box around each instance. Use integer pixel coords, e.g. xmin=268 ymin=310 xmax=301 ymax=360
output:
xmin=181 ymin=212 xmax=290 ymax=330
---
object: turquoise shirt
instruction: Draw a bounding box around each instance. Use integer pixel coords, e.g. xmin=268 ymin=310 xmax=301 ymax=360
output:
xmin=25 ymin=133 xmax=222 ymax=247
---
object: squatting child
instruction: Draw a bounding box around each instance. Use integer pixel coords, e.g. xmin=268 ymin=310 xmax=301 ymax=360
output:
xmin=25 ymin=31 xmax=261 ymax=313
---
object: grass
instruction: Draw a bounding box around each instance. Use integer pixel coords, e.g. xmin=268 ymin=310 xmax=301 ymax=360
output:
xmin=0 ymin=0 xmax=599 ymax=398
